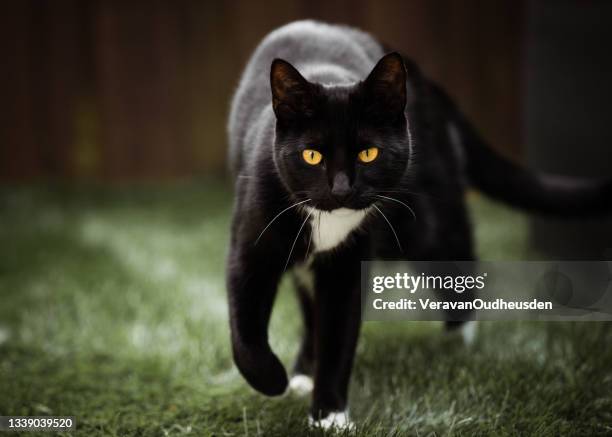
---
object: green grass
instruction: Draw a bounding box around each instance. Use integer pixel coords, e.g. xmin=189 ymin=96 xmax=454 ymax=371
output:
xmin=1 ymin=183 xmax=611 ymax=436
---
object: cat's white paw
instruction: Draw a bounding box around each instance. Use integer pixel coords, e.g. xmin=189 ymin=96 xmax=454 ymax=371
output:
xmin=289 ymin=374 xmax=313 ymax=396
xmin=309 ymin=410 xmax=355 ymax=431
xmin=460 ymin=321 xmax=478 ymax=346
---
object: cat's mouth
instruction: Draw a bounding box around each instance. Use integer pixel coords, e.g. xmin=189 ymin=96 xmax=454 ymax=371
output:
xmin=307 ymin=196 xmax=374 ymax=212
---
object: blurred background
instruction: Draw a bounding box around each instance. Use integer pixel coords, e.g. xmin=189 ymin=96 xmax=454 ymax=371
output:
xmin=1 ymin=0 xmax=611 ymax=254
xmin=2 ymin=2 xmax=612 ymax=434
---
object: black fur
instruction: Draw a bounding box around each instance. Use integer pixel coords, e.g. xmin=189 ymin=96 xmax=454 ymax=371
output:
xmin=226 ymin=20 xmax=611 ymax=419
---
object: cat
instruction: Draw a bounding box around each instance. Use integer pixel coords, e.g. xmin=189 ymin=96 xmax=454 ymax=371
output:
xmin=226 ymin=20 xmax=611 ymax=429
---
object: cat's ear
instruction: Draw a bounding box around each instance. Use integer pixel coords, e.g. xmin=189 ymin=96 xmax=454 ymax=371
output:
xmin=270 ymin=59 xmax=315 ymax=121
xmin=363 ymin=52 xmax=407 ymax=119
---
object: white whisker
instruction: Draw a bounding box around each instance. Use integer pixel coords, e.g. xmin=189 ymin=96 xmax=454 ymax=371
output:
xmin=375 ymin=195 xmax=416 ymax=221
xmin=317 ymin=211 xmax=321 ymax=244
xmin=372 ymin=204 xmax=403 ymax=252
xmin=284 ymin=209 xmax=314 ymax=271
xmin=304 ymin=224 xmax=313 ymax=262
xmin=254 ymin=199 xmax=311 ymax=245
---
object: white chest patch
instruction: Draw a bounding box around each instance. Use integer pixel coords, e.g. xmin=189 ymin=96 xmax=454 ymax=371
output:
xmin=305 ymin=207 xmax=370 ymax=253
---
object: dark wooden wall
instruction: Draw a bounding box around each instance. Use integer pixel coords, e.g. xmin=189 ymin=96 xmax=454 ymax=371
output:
xmin=1 ymin=0 xmax=524 ymax=182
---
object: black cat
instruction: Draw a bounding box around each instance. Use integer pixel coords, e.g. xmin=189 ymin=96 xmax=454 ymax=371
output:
xmin=226 ymin=20 xmax=611 ymax=428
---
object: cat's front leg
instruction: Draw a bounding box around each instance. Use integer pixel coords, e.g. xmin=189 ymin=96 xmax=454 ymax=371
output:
xmin=227 ymin=245 xmax=288 ymax=396
xmin=310 ymin=254 xmax=362 ymax=429
xmin=288 ymin=278 xmax=315 ymax=396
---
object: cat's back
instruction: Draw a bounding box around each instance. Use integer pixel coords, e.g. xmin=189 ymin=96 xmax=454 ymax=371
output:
xmin=228 ymin=20 xmax=384 ymax=174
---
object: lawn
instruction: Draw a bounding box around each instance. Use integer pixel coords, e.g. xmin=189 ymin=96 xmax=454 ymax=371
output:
xmin=1 ymin=181 xmax=611 ymax=436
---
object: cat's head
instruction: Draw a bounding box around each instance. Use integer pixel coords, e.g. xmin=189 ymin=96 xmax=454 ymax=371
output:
xmin=270 ymin=52 xmax=411 ymax=211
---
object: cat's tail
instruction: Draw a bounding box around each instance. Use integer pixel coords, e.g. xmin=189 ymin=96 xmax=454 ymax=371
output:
xmin=438 ymin=88 xmax=612 ymax=217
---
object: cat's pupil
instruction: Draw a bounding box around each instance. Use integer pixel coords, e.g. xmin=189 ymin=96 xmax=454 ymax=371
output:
xmin=310 ymin=151 xmax=314 ymax=159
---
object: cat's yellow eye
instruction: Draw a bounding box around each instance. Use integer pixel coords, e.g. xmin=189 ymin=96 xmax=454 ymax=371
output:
xmin=302 ymin=149 xmax=323 ymax=165
xmin=358 ymin=147 xmax=379 ymax=163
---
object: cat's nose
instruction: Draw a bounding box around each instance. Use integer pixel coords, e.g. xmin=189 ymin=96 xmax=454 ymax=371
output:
xmin=330 ymin=172 xmax=351 ymax=202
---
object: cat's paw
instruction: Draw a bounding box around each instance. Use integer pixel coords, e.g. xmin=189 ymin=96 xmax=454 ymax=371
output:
xmin=288 ymin=374 xmax=313 ymax=396
xmin=309 ymin=410 xmax=355 ymax=431
xmin=232 ymin=342 xmax=288 ymax=396
xmin=446 ymin=320 xmax=478 ymax=346
xmin=460 ymin=320 xmax=478 ymax=346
